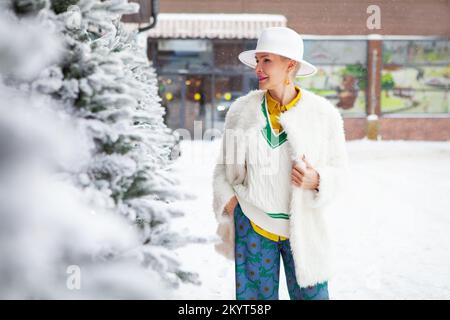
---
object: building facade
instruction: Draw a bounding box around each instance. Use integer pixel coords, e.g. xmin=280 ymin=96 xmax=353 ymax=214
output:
xmin=130 ymin=0 xmax=450 ymax=140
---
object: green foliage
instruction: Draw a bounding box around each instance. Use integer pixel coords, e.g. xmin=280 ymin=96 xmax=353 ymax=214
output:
xmin=123 ymin=173 xmax=151 ymax=200
xmin=101 ymin=135 xmax=136 ymax=155
xmin=381 ymin=73 xmax=395 ymax=90
xmin=11 ymin=0 xmax=47 ymax=15
xmin=382 ymin=50 xmax=393 ymax=65
xmin=50 ymin=0 xmax=79 ymax=14
xmin=341 ymin=63 xmax=367 ymax=90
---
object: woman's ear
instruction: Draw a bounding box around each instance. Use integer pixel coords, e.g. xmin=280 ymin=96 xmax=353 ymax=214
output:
xmin=288 ymin=60 xmax=295 ymax=71
xmin=288 ymin=60 xmax=297 ymax=77
xmin=291 ymin=61 xmax=301 ymax=78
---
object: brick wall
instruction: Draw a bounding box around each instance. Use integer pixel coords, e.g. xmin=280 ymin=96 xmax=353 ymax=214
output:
xmin=344 ymin=117 xmax=450 ymax=141
xmin=379 ymin=117 xmax=450 ymax=141
xmin=159 ymin=0 xmax=450 ymax=36
xmin=344 ymin=118 xmax=367 ymax=140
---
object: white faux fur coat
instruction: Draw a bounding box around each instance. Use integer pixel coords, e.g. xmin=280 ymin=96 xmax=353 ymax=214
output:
xmin=212 ymin=88 xmax=349 ymax=288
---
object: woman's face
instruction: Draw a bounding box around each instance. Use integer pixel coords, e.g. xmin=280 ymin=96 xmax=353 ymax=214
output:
xmin=254 ymin=52 xmax=296 ymax=90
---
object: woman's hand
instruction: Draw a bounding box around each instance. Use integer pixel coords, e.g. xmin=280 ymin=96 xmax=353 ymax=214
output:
xmin=224 ymin=195 xmax=238 ymax=216
xmin=291 ymin=155 xmax=320 ymax=190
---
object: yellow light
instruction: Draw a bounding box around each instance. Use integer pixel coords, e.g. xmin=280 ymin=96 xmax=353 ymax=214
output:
xmin=165 ymin=92 xmax=173 ymax=101
xmin=194 ymin=93 xmax=201 ymax=101
xmin=224 ymin=92 xmax=232 ymax=101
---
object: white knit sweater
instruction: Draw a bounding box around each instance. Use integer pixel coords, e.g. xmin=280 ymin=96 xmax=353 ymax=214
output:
xmin=233 ymin=94 xmax=293 ymax=237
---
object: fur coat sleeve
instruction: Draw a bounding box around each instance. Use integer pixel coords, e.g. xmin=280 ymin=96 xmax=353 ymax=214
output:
xmin=306 ymin=107 xmax=349 ymax=209
xmin=211 ymin=95 xmax=249 ymax=259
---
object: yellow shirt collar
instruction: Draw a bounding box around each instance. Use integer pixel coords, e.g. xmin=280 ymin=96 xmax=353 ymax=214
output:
xmin=266 ymin=85 xmax=302 ymax=113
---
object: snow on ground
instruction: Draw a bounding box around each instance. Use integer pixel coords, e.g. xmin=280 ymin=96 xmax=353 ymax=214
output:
xmin=170 ymin=138 xmax=450 ymax=300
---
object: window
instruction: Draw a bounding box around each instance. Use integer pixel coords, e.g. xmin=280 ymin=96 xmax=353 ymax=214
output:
xmin=156 ymin=39 xmax=213 ymax=72
xmin=300 ymin=40 xmax=368 ymax=116
xmin=381 ymin=40 xmax=449 ymax=114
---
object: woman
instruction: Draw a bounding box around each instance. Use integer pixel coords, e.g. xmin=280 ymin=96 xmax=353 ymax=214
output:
xmin=212 ymin=27 xmax=349 ymax=300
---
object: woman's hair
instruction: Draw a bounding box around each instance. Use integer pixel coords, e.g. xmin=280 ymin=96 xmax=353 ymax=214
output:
xmin=281 ymin=56 xmax=301 ymax=80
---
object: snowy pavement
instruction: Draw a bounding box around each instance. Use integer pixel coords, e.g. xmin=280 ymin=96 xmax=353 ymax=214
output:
xmin=170 ymin=138 xmax=450 ymax=300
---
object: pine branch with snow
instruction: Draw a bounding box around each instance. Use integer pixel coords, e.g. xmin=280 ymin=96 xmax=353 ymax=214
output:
xmin=0 ymin=0 xmax=201 ymax=297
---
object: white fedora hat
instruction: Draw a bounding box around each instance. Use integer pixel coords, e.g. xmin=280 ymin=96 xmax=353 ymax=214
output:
xmin=238 ymin=27 xmax=317 ymax=77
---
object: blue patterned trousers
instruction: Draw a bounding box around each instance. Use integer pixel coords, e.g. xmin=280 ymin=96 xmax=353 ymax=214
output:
xmin=234 ymin=203 xmax=329 ymax=300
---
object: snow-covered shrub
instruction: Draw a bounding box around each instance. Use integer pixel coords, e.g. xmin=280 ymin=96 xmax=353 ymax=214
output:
xmin=0 ymin=0 xmax=199 ymax=299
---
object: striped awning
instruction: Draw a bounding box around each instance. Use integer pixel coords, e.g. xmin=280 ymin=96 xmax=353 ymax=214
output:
xmin=143 ymin=13 xmax=287 ymax=39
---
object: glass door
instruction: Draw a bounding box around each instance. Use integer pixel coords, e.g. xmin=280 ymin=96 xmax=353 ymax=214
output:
xmin=213 ymin=75 xmax=244 ymax=132
xmin=182 ymin=74 xmax=213 ymax=138
xmin=158 ymin=73 xmax=213 ymax=138
xmin=157 ymin=74 xmax=183 ymax=131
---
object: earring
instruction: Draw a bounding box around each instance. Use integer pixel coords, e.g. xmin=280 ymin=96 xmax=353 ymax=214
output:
xmin=285 ymin=78 xmax=290 ymax=85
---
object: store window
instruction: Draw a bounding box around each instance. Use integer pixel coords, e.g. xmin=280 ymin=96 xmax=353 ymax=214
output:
xmin=157 ymin=74 xmax=184 ymax=131
xmin=156 ymin=39 xmax=213 ymax=73
xmin=300 ymin=40 xmax=368 ymax=116
xmin=158 ymin=74 xmax=214 ymax=137
xmin=213 ymin=39 xmax=257 ymax=73
xmin=213 ymin=75 xmax=244 ymax=131
xmin=154 ymin=39 xmax=258 ymax=136
xmin=381 ymin=40 xmax=449 ymax=114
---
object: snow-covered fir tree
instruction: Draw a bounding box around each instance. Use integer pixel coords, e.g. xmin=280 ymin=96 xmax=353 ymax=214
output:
xmin=0 ymin=0 xmax=199 ymax=298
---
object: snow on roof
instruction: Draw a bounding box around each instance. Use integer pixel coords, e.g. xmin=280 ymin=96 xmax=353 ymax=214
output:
xmin=143 ymin=13 xmax=287 ymax=39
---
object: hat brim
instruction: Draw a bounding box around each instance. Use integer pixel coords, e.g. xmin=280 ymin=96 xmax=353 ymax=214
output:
xmin=238 ymin=49 xmax=317 ymax=77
